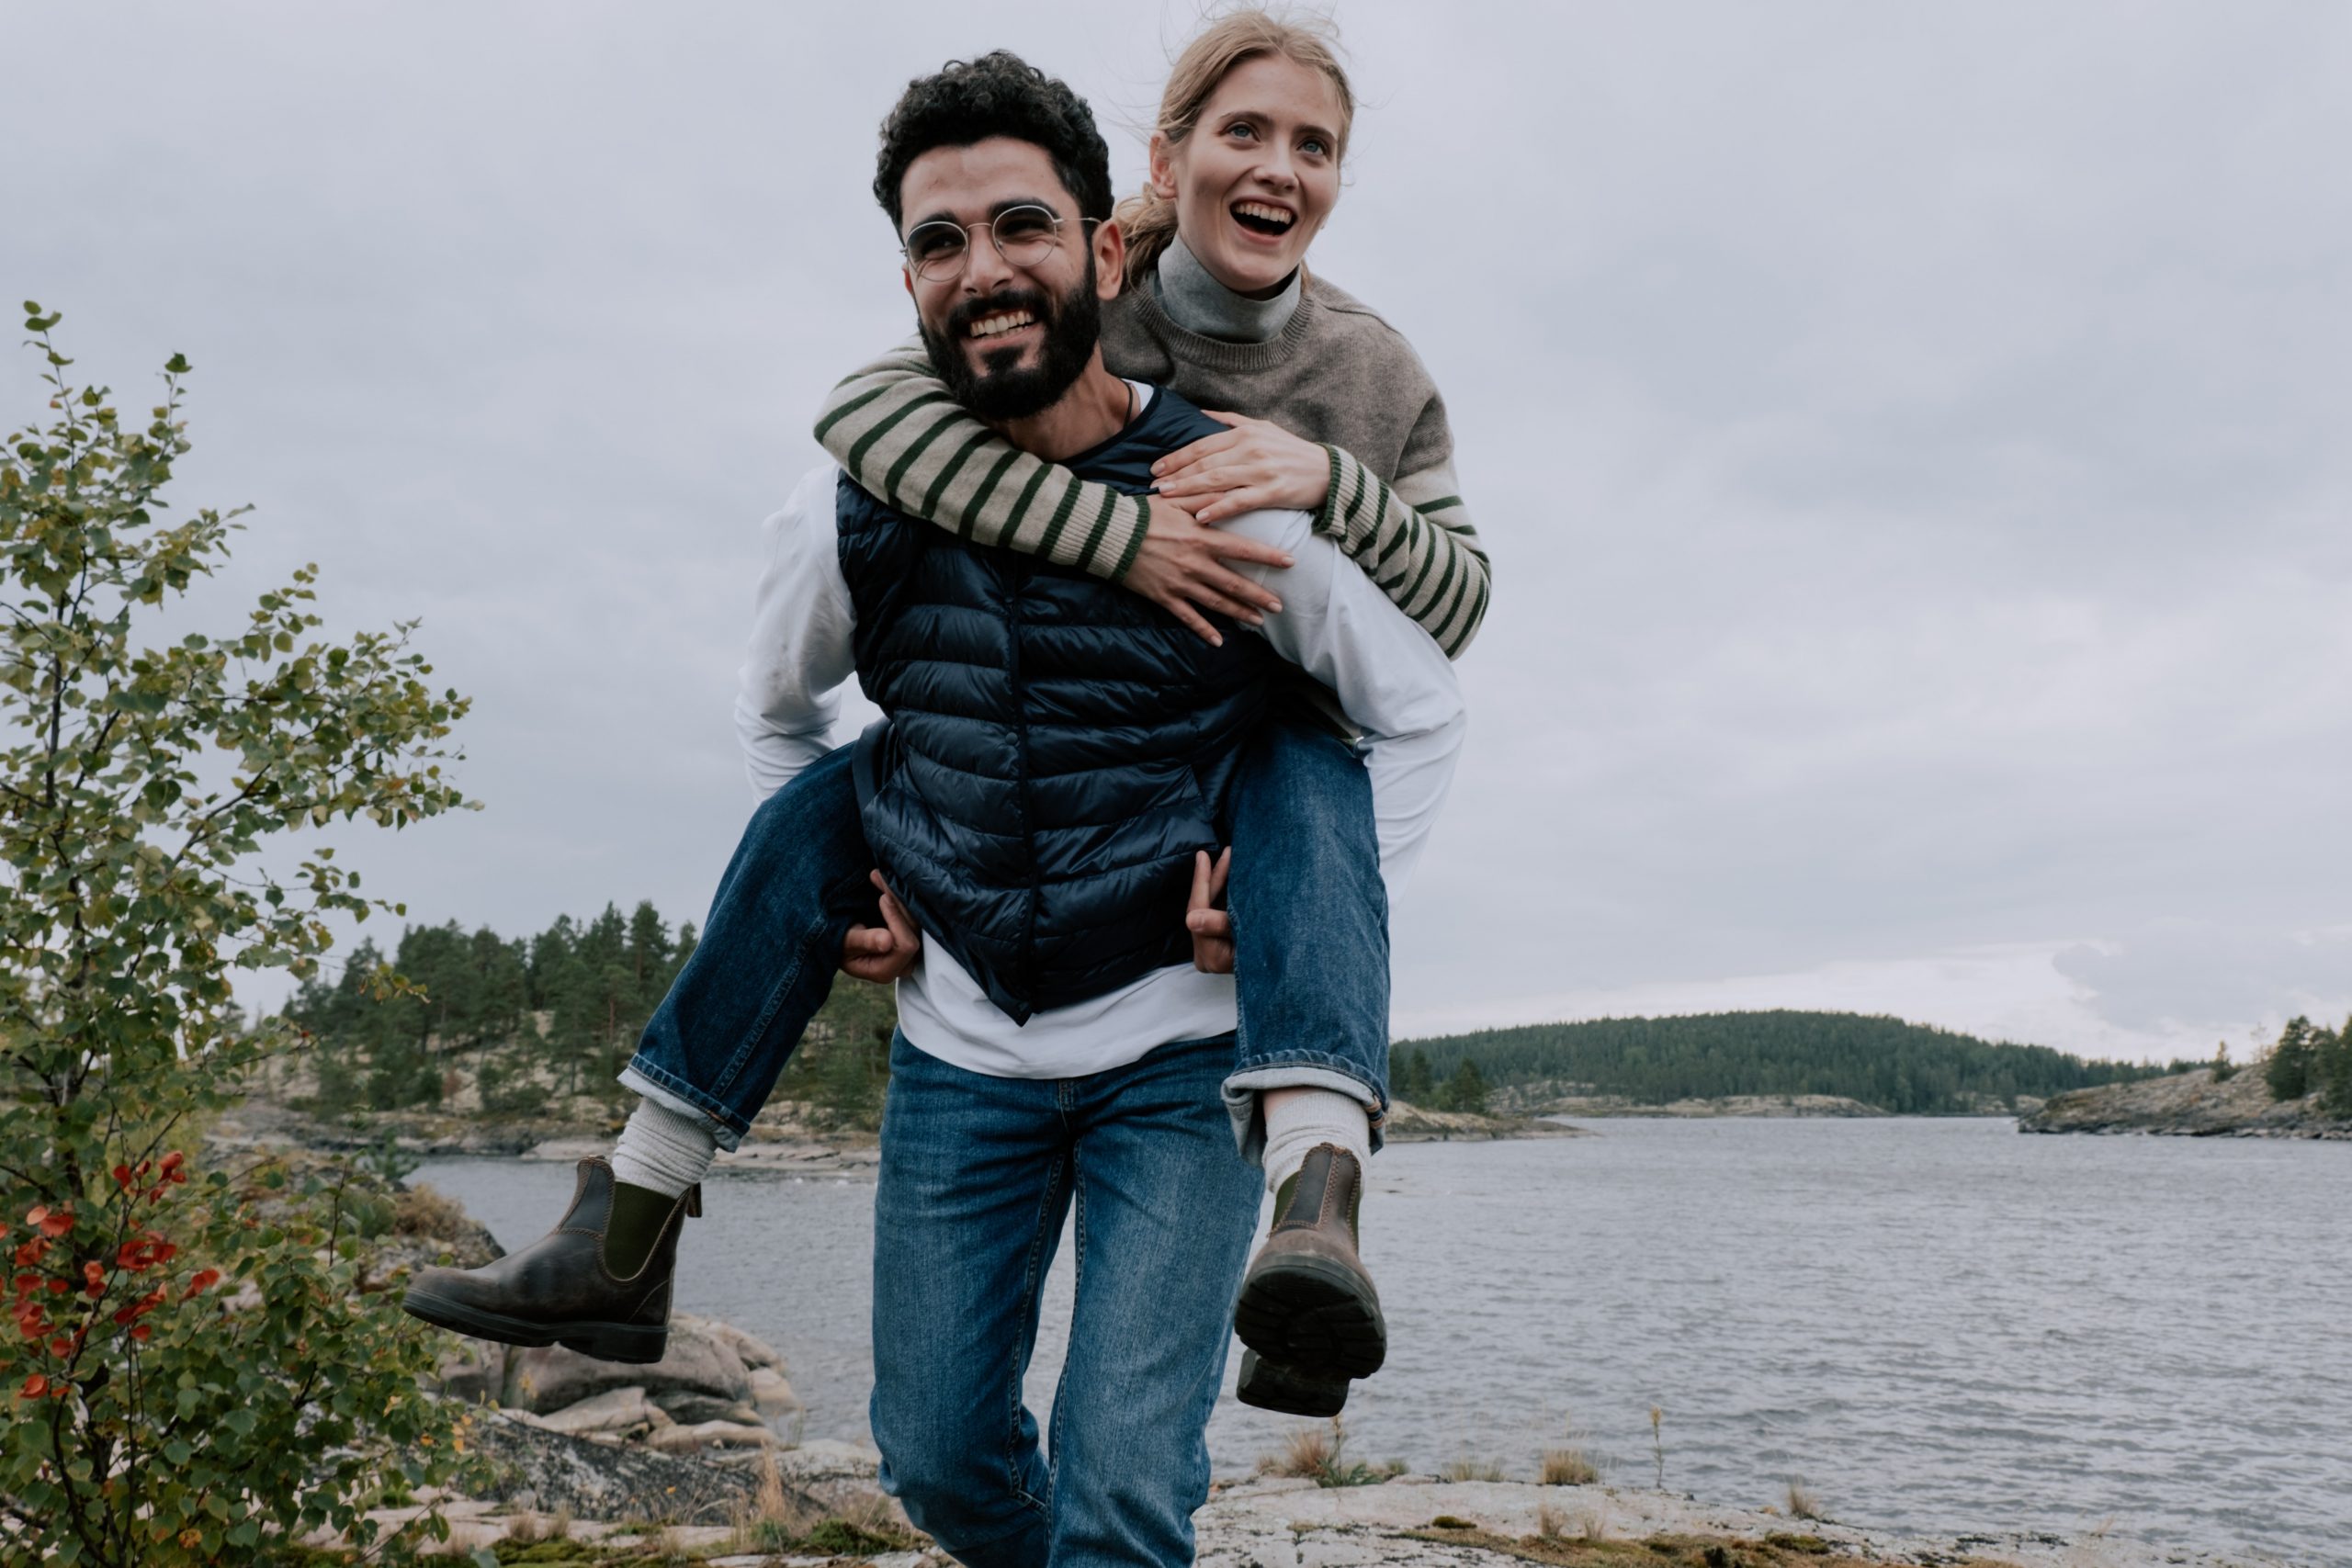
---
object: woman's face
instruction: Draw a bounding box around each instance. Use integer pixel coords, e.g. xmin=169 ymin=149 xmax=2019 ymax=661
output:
xmin=1151 ymin=53 xmax=1344 ymax=299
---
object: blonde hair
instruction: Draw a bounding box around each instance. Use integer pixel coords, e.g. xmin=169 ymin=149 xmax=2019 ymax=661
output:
xmin=1115 ymin=7 xmax=1356 ymax=288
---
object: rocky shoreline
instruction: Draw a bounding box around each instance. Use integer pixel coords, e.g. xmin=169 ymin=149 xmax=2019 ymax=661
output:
xmin=1519 ymin=1093 xmax=1901 ymax=1120
xmin=2018 ymin=1066 xmax=2351 ymax=1139
xmin=351 ymin=1438 xmax=2268 ymax=1567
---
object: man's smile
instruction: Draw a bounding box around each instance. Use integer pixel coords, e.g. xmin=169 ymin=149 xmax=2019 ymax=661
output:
xmin=967 ymin=308 xmax=1037 ymax=340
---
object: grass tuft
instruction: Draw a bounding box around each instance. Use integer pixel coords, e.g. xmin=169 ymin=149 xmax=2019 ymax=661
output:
xmin=1540 ymin=1446 xmax=1598 ymax=1485
xmin=1785 ymin=1479 xmax=1823 ymax=1520
xmin=1440 ymin=1456 xmax=1508 ymax=1482
xmin=1255 ymin=1417 xmax=1401 ymax=1487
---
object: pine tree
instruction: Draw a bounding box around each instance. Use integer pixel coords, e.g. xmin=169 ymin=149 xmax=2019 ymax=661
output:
xmin=2264 ymin=1017 xmax=2314 ymax=1101
xmin=626 ymin=899 xmax=672 ymax=1012
xmin=1443 ymin=1058 xmax=1490 ymax=1116
xmin=1394 ymin=1047 xmax=1435 ymax=1104
xmin=2316 ymin=1018 xmax=2352 ymax=1120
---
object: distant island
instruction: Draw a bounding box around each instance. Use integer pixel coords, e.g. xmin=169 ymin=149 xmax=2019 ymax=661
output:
xmin=1396 ymin=1010 xmax=2161 ymax=1118
xmin=2021 ymin=1015 xmax=2352 ymax=1138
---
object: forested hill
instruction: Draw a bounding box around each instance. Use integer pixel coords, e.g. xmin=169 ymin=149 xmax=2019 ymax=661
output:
xmin=1396 ymin=1010 xmax=2163 ymax=1116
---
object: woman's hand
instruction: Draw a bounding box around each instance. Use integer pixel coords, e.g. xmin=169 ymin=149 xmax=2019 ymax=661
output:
xmin=1150 ymin=412 xmax=1331 ymax=525
xmin=1125 ymin=488 xmax=1291 ymax=647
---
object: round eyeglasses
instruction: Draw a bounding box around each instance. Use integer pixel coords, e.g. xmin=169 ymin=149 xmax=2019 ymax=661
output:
xmin=901 ymin=205 xmax=1098 ymax=282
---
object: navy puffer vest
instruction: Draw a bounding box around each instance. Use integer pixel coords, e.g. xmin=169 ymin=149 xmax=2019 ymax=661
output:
xmin=839 ymin=387 xmax=1274 ymax=1022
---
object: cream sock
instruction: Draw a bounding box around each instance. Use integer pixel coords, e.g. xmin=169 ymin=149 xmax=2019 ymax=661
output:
xmin=1260 ymin=1087 xmax=1374 ymax=1194
xmin=609 ymin=1097 xmax=718 ymax=1198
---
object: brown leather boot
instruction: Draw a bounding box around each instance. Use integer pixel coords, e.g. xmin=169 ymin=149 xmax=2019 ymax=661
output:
xmin=1232 ymin=1144 xmax=1386 ymax=1382
xmin=1235 ymin=1348 xmax=1351 ymax=1417
xmin=401 ymin=1157 xmax=698 ymax=1365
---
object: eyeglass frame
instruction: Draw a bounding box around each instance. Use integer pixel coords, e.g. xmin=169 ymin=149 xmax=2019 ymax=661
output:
xmin=900 ymin=203 xmax=1103 ymax=283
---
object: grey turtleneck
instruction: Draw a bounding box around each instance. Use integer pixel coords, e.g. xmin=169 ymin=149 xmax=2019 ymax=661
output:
xmin=1151 ymin=233 xmax=1302 ymax=344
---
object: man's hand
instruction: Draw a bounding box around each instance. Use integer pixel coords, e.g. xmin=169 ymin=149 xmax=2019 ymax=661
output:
xmin=1149 ymin=412 xmax=1331 ymax=526
xmin=1125 ymin=490 xmax=1291 ymax=648
xmin=840 ymin=871 xmax=922 ymax=984
xmin=1186 ymin=848 xmax=1235 ymax=974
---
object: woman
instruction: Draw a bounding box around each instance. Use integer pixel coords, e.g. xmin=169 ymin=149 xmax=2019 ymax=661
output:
xmin=814 ymin=10 xmax=1491 ymax=1414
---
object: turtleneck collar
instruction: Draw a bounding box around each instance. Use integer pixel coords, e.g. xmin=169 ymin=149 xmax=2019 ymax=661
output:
xmin=1151 ymin=232 xmax=1303 ymax=344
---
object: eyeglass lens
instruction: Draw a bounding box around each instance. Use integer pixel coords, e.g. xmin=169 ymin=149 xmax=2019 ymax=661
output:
xmin=904 ymin=206 xmax=1063 ymax=280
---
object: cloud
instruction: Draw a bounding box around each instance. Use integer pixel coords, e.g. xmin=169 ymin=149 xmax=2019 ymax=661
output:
xmin=5 ymin=2 xmax=2346 ymax=1055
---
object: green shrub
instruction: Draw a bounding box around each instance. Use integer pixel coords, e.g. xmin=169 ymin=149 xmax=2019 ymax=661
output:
xmin=0 ymin=306 xmax=481 ymax=1563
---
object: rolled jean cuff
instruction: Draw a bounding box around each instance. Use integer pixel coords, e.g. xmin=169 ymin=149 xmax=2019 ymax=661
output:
xmin=618 ymin=1059 xmax=749 ymax=1153
xmin=1222 ymin=1062 xmax=1386 ymax=1167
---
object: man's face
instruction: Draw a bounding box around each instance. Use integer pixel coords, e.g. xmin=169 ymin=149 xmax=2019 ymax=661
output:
xmin=899 ymin=137 xmax=1121 ymax=422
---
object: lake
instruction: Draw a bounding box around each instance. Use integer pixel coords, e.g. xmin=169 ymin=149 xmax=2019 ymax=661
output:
xmin=414 ymin=1118 xmax=2349 ymax=1564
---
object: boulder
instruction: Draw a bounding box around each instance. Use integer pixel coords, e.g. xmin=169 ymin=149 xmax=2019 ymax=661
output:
xmin=775 ymin=1438 xmax=881 ymax=1480
xmin=651 ymin=1390 xmax=763 ymax=1427
xmin=748 ymin=1366 xmax=802 ymax=1418
xmin=686 ymin=1313 xmax=787 ymax=1375
xmin=429 ymin=1343 xmax=508 ymax=1404
xmin=536 ymin=1386 xmax=672 ymax=1437
xmin=645 ymin=1418 xmax=783 ymax=1455
xmin=458 ymin=1409 xmax=819 ymax=1526
xmin=502 ymin=1316 xmax=751 ymax=1414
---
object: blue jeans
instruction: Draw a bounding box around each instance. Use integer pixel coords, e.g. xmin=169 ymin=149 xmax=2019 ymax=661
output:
xmin=868 ymin=1030 xmax=1262 ymax=1568
xmin=620 ymin=714 xmax=1390 ymax=1153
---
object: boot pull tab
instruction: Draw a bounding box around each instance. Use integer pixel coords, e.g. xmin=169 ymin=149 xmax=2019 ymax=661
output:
xmin=684 ymin=1183 xmax=702 ymax=1220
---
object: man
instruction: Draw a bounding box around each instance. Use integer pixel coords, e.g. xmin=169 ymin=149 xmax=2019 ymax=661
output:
xmin=759 ymin=54 xmax=1461 ymax=1564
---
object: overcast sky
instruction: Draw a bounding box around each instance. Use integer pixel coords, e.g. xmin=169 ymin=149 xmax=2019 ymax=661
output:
xmin=6 ymin=1 xmax=2347 ymax=1063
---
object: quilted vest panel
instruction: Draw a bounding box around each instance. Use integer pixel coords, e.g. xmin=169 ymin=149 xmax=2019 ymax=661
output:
xmin=838 ymin=386 xmax=1274 ymax=1021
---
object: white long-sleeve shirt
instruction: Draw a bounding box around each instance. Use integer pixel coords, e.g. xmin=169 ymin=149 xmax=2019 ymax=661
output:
xmin=735 ymin=388 xmax=1466 ymax=1081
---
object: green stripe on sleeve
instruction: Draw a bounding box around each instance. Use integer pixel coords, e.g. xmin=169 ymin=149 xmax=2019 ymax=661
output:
xmin=957 ymin=449 xmax=1024 ymax=540
xmin=1032 ymin=481 xmax=1086 ymax=561
xmin=919 ymin=427 xmax=998 ymax=519
xmin=1070 ymin=486 xmax=1124 ymax=573
xmin=814 ymin=382 xmax=892 ymax=446
xmin=1000 ymin=464 xmax=1054 ymax=549
xmin=1105 ymin=497 xmax=1151 ymax=582
xmin=1311 ymin=445 xmax=1348 ymax=537
xmin=1411 ymin=526 xmax=1462 ymax=627
xmin=881 ymin=409 xmax=963 ymax=507
xmin=844 ymin=391 xmax=955 ymax=479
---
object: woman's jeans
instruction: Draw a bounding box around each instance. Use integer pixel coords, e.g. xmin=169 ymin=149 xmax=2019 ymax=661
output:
xmin=868 ymin=1029 xmax=1262 ymax=1568
xmin=618 ymin=713 xmax=1391 ymax=1156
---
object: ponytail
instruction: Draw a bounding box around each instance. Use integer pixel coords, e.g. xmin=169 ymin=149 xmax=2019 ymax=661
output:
xmin=1115 ymin=188 xmax=1181 ymax=289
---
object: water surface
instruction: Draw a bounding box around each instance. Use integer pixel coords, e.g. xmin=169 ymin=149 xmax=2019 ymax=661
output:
xmin=416 ymin=1119 xmax=2349 ymax=1563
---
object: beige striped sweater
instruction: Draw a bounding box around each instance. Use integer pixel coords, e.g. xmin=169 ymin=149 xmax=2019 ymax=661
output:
xmin=813 ymin=273 xmax=1491 ymax=657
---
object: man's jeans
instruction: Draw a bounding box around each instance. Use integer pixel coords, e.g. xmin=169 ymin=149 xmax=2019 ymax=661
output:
xmin=620 ymin=714 xmax=1391 ymax=1156
xmin=868 ymin=1029 xmax=1263 ymax=1568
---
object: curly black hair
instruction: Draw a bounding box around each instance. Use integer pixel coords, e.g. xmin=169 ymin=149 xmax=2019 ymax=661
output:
xmin=873 ymin=51 xmax=1114 ymax=231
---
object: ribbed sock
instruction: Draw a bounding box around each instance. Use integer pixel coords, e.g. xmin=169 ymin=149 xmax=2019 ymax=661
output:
xmin=605 ymin=1099 xmax=717 ymax=1277
xmin=609 ymin=1097 xmax=718 ymax=1198
xmin=1260 ymin=1087 xmax=1374 ymax=1195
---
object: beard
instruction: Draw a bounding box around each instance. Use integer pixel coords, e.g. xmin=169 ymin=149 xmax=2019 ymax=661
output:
xmin=917 ymin=260 xmax=1102 ymax=423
